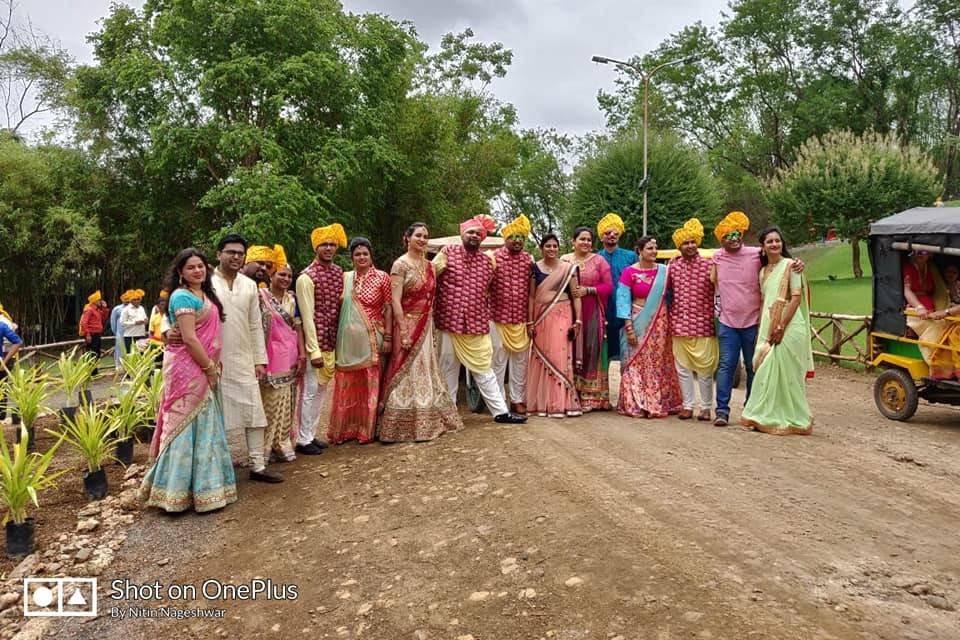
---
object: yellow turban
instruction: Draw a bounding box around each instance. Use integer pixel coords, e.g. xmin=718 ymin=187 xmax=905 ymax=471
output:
xmin=273 ymin=244 xmax=288 ymax=273
xmin=0 ymin=303 xmax=11 ymax=323
xmin=119 ymin=290 xmax=132 ymax=303
xmin=88 ymin=290 xmax=102 ymax=304
xmin=311 ymin=223 xmax=348 ymax=250
xmin=132 ymin=289 xmax=145 ymax=300
xmin=246 ymin=245 xmax=276 ymax=264
xmin=500 ymin=214 xmax=532 ymax=239
xmin=159 ymin=290 xmax=169 ymax=300
xmin=714 ymin=211 xmax=750 ymax=243
xmin=672 ymin=218 xmax=705 ymax=248
xmin=597 ymin=213 xmax=626 ymax=237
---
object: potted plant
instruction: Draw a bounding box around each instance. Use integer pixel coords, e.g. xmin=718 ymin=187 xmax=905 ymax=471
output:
xmin=53 ymin=404 xmax=119 ymax=500
xmin=2 ymin=364 xmax=54 ymax=451
xmin=119 ymin=348 xmax=158 ymax=385
xmin=0 ymin=425 xmax=66 ymax=556
xmin=108 ymin=385 xmax=146 ymax=466
xmin=56 ymin=348 xmax=98 ymax=420
xmin=136 ymin=369 xmax=163 ymax=443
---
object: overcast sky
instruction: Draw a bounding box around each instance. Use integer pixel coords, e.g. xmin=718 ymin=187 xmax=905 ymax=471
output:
xmin=20 ymin=0 xmax=725 ymax=137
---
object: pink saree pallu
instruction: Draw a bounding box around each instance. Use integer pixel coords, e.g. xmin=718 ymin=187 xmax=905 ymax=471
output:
xmin=564 ymin=253 xmax=612 ymax=411
xmin=616 ymin=264 xmax=682 ymax=418
xmin=526 ymin=262 xmax=582 ymax=417
xmin=140 ymin=290 xmax=236 ymax=513
xmin=328 ymin=269 xmax=391 ymax=445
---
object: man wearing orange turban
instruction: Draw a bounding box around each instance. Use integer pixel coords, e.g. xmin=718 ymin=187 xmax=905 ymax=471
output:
xmin=432 ymin=215 xmax=526 ymax=424
xmin=80 ymin=290 xmax=110 ymax=368
xmin=710 ymin=212 xmax=803 ymax=426
xmin=243 ymin=245 xmax=276 ymax=286
xmin=295 ymin=222 xmax=347 ymax=455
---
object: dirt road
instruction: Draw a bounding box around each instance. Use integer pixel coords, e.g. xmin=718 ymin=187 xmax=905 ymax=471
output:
xmin=46 ymin=365 xmax=960 ymax=640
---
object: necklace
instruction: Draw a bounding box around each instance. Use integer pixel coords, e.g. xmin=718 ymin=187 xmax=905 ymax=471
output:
xmin=408 ymin=255 xmax=427 ymax=281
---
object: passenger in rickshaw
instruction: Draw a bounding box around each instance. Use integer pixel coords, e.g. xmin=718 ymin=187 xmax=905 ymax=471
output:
xmin=925 ymin=262 xmax=960 ymax=380
xmin=902 ymin=250 xmax=953 ymax=378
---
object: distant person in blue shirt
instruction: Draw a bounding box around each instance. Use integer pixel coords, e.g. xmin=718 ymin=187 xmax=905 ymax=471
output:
xmin=0 ymin=309 xmax=23 ymax=425
xmin=597 ymin=213 xmax=637 ymax=361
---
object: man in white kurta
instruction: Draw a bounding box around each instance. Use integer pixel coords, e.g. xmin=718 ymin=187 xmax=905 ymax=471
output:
xmin=212 ymin=234 xmax=283 ymax=483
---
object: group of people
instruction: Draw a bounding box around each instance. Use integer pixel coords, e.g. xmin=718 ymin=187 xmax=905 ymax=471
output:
xmin=134 ymin=210 xmax=817 ymax=514
xmin=902 ymin=252 xmax=960 ymax=378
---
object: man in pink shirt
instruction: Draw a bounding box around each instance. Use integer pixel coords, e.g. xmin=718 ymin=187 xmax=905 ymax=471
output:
xmin=710 ymin=212 xmax=802 ymax=426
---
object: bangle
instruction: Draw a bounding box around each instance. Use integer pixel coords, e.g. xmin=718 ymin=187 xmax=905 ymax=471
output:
xmin=203 ymin=360 xmax=216 ymax=372
xmin=298 ymin=356 xmax=307 ymax=361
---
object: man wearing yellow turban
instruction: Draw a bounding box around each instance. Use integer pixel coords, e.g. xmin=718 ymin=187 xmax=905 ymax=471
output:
xmin=489 ymin=214 xmax=534 ymax=415
xmin=120 ymin=287 xmax=149 ymax=354
xmin=243 ymin=245 xmax=276 ymax=286
xmin=597 ymin=212 xmax=637 ymax=361
xmin=710 ymin=211 xmax=803 ymax=425
xmin=666 ymin=218 xmax=718 ymax=421
xmin=110 ymin=291 xmax=132 ymax=371
xmin=80 ymin=290 xmax=109 ymax=368
xmin=433 ymin=215 xmax=526 ymax=424
xmin=295 ymin=222 xmax=348 ymax=454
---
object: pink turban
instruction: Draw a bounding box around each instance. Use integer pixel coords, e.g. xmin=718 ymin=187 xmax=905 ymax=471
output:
xmin=459 ymin=214 xmax=497 ymax=241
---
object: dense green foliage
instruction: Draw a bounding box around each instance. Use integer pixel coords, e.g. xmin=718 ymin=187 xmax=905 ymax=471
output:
xmin=566 ymin=133 xmax=723 ymax=246
xmin=768 ymin=131 xmax=940 ymax=276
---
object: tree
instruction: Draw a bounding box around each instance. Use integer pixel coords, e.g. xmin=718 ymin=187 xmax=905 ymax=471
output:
xmin=497 ymin=128 xmax=572 ymax=241
xmin=0 ymin=0 xmax=71 ymax=135
xmin=565 ymin=132 xmax=723 ymax=246
xmin=767 ymin=130 xmax=941 ymax=277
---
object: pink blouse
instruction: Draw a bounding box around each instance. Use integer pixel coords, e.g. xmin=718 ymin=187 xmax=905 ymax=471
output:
xmin=619 ymin=266 xmax=658 ymax=299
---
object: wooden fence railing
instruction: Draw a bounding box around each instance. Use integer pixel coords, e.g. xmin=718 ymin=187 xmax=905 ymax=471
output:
xmin=809 ymin=312 xmax=872 ymax=365
xmin=18 ymin=337 xmax=117 ymax=364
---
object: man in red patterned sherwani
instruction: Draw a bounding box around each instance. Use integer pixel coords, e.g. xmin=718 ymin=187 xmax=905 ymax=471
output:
xmin=489 ymin=214 xmax=534 ymax=416
xmin=666 ymin=219 xmax=718 ymax=422
xmin=434 ymin=215 xmax=526 ymax=424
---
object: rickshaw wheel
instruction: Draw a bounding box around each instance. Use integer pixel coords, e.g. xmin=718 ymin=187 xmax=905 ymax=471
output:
xmin=873 ymin=369 xmax=918 ymax=421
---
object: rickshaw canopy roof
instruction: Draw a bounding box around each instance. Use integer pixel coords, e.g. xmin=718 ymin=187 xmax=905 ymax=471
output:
xmin=869 ymin=207 xmax=960 ymax=236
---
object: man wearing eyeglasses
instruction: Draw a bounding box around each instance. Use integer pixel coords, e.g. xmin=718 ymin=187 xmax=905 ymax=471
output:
xmin=710 ymin=212 xmax=802 ymax=426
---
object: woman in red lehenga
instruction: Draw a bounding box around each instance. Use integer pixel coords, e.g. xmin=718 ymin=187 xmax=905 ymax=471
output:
xmin=562 ymin=226 xmax=613 ymax=411
xmin=378 ymin=223 xmax=462 ymax=442
xmin=326 ymin=238 xmax=392 ymax=444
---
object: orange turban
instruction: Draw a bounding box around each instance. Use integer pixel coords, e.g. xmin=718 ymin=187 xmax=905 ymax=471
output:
xmin=273 ymin=245 xmax=288 ymax=273
xmin=672 ymin=218 xmax=705 ymax=248
xmin=714 ymin=211 xmax=750 ymax=243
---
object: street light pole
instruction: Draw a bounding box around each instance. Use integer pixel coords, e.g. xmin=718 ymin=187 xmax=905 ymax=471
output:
xmin=591 ymin=54 xmax=697 ymax=236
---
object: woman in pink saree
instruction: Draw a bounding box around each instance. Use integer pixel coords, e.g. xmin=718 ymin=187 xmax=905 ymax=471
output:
xmin=327 ymin=238 xmax=392 ymax=445
xmin=562 ymin=226 xmax=613 ymax=411
xmin=616 ymin=236 xmax=682 ymax=418
xmin=140 ymin=249 xmax=237 ymax=513
xmin=526 ymin=233 xmax=583 ymax=417
xmin=378 ymin=223 xmax=462 ymax=442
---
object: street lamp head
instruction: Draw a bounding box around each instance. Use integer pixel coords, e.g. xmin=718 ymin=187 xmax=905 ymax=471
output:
xmin=591 ymin=55 xmax=610 ymax=64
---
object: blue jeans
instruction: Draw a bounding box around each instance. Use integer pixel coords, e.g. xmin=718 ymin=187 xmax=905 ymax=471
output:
xmin=715 ymin=322 xmax=758 ymax=416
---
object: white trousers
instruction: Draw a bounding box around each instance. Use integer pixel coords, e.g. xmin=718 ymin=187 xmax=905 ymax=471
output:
xmin=490 ymin=322 xmax=529 ymax=405
xmin=246 ymin=427 xmax=266 ymax=471
xmin=297 ymin=358 xmax=330 ymax=446
xmin=675 ymin=363 xmax=714 ymax=411
xmin=438 ymin=332 xmax=509 ymax=417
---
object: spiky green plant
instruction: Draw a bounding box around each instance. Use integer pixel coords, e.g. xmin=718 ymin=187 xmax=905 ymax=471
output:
xmin=138 ymin=369 xmax=163 ymax=426
xmin=109 ymin=385 xmax=148 ymax=442
xmin=119 ymin=346 xmax=160 ymax=385
xmin=55 ymin=347 xmax=98 ymax=406
xmin=0 ymin=425 xmax=67 ymax=524
xmin=1 ymin=364 xmax=53 ymax=430
xmin=52 ymin=404 xmax=119 ymax=473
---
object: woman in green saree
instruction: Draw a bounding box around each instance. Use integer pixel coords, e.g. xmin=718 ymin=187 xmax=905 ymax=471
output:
xmin=741 ymin=227 xmax=814 ymax=435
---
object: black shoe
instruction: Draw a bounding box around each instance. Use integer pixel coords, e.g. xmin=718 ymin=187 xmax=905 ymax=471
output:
xmin=713 ymin=412 xmax=729 ymax=427
xmin=249 ymin=468 xmax=284 ymax=483
xmin=295 ymin=442 xmax=324 ymax=455
xmin=310 ymin=439 xmax=329 ymax=449
xmin=494 ymin=412 xmax=527 ymax=424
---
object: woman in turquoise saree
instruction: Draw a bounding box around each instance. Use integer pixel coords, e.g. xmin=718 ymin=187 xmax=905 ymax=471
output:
xmin=741 ymin=228 xmax=814 ymax=435
xmin=140 ymin=249 xmax=237 ymax=512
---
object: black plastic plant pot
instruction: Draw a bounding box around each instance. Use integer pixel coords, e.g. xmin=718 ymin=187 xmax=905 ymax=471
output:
xmin=13 ymin=425 xmax=35 ymax=451
xmin=60 ymin=406 xmax=78 ymax=423
xmin=135 ymin=423 xmax=155 ymax=444
xmin=6 ymin=518 xmax=35 ymax=557
xmin=79 ymin=390 xmax=94 ymax=406
xmin=115 ymin=438 xmax=135 ymax=466
xmin=83 ymin=468 xmax=108 ymax=500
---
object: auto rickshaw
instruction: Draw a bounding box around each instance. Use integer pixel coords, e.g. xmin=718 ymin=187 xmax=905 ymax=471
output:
xmin=868 ymin=207 xmax=960 ymax=420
